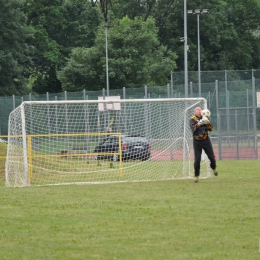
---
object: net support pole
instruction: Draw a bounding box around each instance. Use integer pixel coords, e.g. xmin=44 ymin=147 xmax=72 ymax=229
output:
xmin=27 ymin=135 xmax=33 ymax=183
xmin=118 ymin=133 xmax=123 ymax=177
xmin=21 ymin=103 xmax=30 ymax=186
xmin=252 ymin=77 xmax=258 ymax=159
xmin=215 ymin=80 xmax=222 ymax=160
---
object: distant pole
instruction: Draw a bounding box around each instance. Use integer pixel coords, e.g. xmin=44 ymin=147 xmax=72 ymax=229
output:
xmin=102 ymin=0 xmax=110 ymax=97
xmin=105 ymin=24 xmax=109 ymax=96
xmin=188 ymin=9 xmax=208 ymax=98
xmin=197 ymin=13 xmax=201 ymax=97
xmin=184 ymin=0 xmax=188 ymax=97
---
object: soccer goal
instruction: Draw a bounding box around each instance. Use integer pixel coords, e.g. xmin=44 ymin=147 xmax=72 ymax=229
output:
xmin=5 ymin=98 xmax=211 ymax=187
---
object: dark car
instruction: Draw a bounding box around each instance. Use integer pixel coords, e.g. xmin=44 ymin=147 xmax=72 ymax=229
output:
xmin=93 ymin=134 xmax=151 ymax=162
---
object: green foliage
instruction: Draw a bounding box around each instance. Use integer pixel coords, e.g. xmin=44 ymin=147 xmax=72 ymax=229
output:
xmin=97 ymin=160 xmax=101 ymax=166
xmin=109 ymin=162 xmax=114 ymax=168
xmin=185 ymin=0 xmax=260 ymax=71
xmin=58 ymin=16 xmax=177 ymax=91
xmin=1 ymin=0 xmax=260 ymax=95
xmin=24 ymin=0 xmax=102 ymax=93
xmin=96 ymin=0 xmax=260 ymax=74
xmin=0 ymin=0 xmax=34 ymax=95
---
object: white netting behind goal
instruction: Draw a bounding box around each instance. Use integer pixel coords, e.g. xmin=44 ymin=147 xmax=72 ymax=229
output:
xmin=5 ymin=98 xmax=211 ymax=187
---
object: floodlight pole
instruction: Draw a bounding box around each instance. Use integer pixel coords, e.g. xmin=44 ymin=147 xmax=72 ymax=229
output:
xmin=184 ymin=0 xmax=188 ymax=98
xmin=105 ymin=24 xmax=109 ymax=96
xmin=197 ymin=12 xmax=201 ymax=97
xmin=188 ymin=9 xmax=208 ymax=97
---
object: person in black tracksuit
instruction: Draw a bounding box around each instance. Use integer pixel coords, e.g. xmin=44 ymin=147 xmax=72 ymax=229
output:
xmin=190 ymin=107 xmax=218 ymax=183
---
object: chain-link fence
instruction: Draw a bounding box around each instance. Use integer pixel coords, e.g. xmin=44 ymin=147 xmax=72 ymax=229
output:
xmin=1 ymin=69 xmax=260 ymax=160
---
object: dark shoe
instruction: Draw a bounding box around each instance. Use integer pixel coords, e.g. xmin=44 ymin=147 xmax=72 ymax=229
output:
xmin=213 ymin=169 xmax=218 ymax=176
xmin=194 ymin=176 xmax=199 ymax=183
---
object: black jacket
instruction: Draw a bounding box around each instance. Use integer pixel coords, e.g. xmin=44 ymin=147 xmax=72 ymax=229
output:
xmin=190 ymin=115 xmax=213 ymax=140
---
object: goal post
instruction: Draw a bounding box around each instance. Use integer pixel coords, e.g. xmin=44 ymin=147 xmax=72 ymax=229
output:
xmin=5 ymin=98 xmax=211 ymax=187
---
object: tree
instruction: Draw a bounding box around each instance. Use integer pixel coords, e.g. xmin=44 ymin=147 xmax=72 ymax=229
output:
xmin=179 ymin=0 xmax=260 ymax=71
xmin=0 ymin=0 xmax=34 ymax=95
xmin=100 ymin=0 xmax=260 ymax=72
xmin=58 ymin=16 xmax=177 ymax=91
xmin=24 ymin=0 xmax=102 ymax=93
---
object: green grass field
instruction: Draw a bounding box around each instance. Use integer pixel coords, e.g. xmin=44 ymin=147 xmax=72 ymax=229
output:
xmin=0 ymin=142 xmax=259 ymax=259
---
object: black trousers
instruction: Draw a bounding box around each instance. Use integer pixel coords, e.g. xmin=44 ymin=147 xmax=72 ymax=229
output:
xmin=193 ymin=137 xmax=216 ymax=176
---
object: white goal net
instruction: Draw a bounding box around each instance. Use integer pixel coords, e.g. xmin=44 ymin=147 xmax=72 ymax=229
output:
xmin=5 ymin=98 xmax=211 ymax=187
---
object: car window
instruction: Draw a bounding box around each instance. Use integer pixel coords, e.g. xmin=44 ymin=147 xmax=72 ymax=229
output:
xmin=103 ymin=136 xmax=118 ymax=144
xmin=124 ymin=137 xmax=147 ymax=143
xmin=102 ymin=137 xmax=111 ymax=144
xmin=110 ymin=136 xmax=118 ymax=143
